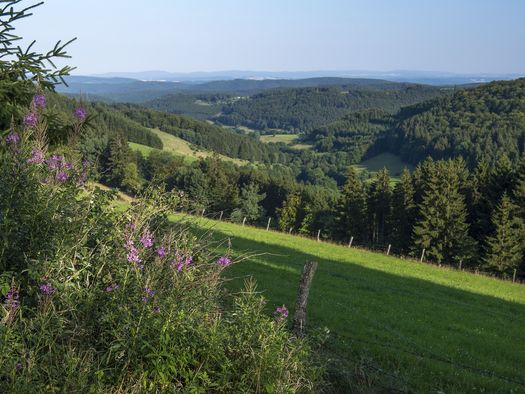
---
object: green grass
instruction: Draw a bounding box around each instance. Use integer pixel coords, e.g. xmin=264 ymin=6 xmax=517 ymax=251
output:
xmin=170 ymin=214 xmax=525 ymax=392
xmin=353 ymin=152 xmax=414 ymax=180
xmin=260 ymin=133 xmax=312 ymax=150
xmin=129 ymin=128 xmax=248 ymax=165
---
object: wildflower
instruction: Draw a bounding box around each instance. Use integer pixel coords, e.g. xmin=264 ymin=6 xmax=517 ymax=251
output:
xmin=153 ymin=306 xmax=161 ymax=313
xmin=46 ymin=155 xmax=64 ymax=170
xmin=64 ymin=162 xmax=73 ymax=170
xmin=275 ymin=305 xmax=289 ymax=319
xmin=127 ymin=245 xmax=142 ymax=264
xmin=5 ymin=132 xmax=20 ymax=145
xmin=142 ymin=287 xmax=155 ymax=302
xmin=56 ymin=171 xmax=68 ymax=183
xmin=27 ymin=148 xmax=44 ymax=164
xmin=74 ymin=107 xmax=87 ymax=121
xmin=156 ymin=246 xmax=167 ymax=258
xmin=16 ymin=363 xmax=23 ymax=370
xmin=185 ymin=255 xmax=193 ymax=267
xmin=39 ymin=283 xmax=56 ymax=296
xmin=4 ymin=287 xmax=20 ymax=311
xmin=105 ymin=284 xmax=119 ymax=292
xmin=217 ymin=256 xmax=232 ymax=267
xmin=171 ymin=257 xmax=185 ymax=272
xmin=33 ymin=94 xmax=47 ymax=109
xmin=24 ymin=112 xmax=38 ymax=128
xmin=140 ymin=229 xmax=154 ymax=248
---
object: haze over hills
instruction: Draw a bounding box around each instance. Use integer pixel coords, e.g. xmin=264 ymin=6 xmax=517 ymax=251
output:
xmin=89 ymin=70 xmax=523 ymax=85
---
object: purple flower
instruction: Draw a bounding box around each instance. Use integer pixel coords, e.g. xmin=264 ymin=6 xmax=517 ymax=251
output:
xmin=16 ymin=363 xmax=23 ymax=371
xmin=156 ymin=246 xmax=167 ymax=258
xmin=4 ymin=287 xmax=20 ymax=311
xmin=56 ymin=171 xmax=68 ymax=183
xmin=217 ymin=256 xmax=232 ymax=267
xmin=39 ymin=283 xmax=56 ymax=296
xmin=27 ymin=148 xmax=44 ymax=164
xmin=33 ymin=94 xmax=47 ymax=109
xmin=24 ymin=112 xmax=37 ymax=128
xmin=46 ymin=155 xmax=64 ymax=170
xmin=127 ymin=246 xmax=142 ymax=264
xmin=185 ymin=255 xmax=193 ymax=267
xmin=275 ymin=305 xmax=289 ymax=319
xmin=74 ymin=107 xmax=87 ymax=121
xmin=140 ymin=229 xmax=154 ymax=248
xmin=105 ymin=284 xmax=119 ymax=292
xmin=171 ymin=257 xmax=185 ymax=272
xmin=5 ymin=133 xmax=20 ymax=145
xmin=142 ymin=287 xmax=155 ymax=302
xmin=153 ymin=306 xmax=161 ymax=313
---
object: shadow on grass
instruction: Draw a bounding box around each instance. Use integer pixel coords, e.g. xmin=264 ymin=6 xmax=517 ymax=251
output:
xmin=193 ymin=225 xmax=525 ymax=393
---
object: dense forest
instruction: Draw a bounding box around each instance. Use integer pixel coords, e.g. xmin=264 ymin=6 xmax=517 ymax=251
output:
xmin=305 ymin=78 xmax=525 ymax=167
xmin=213 ymin=84 xmax=447 ymax=132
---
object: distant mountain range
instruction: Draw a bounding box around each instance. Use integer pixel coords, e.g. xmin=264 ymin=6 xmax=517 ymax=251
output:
xmin=88 ymin=70 xmax=523 ymax=85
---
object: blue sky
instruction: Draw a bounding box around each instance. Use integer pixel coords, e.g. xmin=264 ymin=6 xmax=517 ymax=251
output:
xmin=17 ymin=0 xmax=525 ymax=74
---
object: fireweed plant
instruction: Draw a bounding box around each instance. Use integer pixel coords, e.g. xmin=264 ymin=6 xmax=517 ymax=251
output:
xmin=0 ymin=95 xmax=320 ymax=391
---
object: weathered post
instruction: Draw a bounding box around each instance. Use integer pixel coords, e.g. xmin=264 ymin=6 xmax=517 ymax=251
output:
xmin=292 ymin=261 xmax=318 ymax=337
xmin=317 ymin=229 xmax=321 ymax=242
xmin=386 ymin=244 xmax=391 ymax=256
xmin=348 ymin=236 xmax=354 ymax=248
xmin=289 ymin=227 xmax=293 ymax=235
xmin=242 ymin=217 xmax=246 ymax=227
xmin=266 ymin=217 xmax=271 ymax=231
xmin=219 ymin=211 xmax=224 ymax=221
xmin=420 ymin=248 xmax=425 ymax=262
xmin=513 ymin=269 xmax=517 ymax=283
xmin=459 ymin=260 xmax=463 ymax=270
xmin=201 ymin=208 xmax=205 ymax=217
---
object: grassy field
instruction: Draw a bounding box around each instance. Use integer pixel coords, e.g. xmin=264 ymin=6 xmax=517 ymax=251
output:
xmin=171 ymin=214 xmax=525 ymax=392
xmin=353 ymin=152 xmax=414 ymax=178
xmin=128 ymin=128 xmax=248 ymax=165
xmin=260 ymin=133 xmax=312 ymax=150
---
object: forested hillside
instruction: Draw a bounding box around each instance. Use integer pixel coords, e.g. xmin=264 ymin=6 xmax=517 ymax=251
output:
xmin=213 ymin=84 xmax=447 ymax=132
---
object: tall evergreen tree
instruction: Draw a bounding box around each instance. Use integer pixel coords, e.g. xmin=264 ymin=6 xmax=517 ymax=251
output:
xmin=412 ymin=160 xmax=476 ymax=265
xmin=390 ymin=168 xmax=416 ymax=253
xmin=231 ymin=183 xmax=266 ymax=223
xmin=277 ymin=193 xmax=301 ymax=231
xmin=483 ymin=193 xmax=524 ymax=278
xmin=367 ymin=168 xmax=392 ymax=245
xmin=336 ymin=167 xmax=367 ymax=243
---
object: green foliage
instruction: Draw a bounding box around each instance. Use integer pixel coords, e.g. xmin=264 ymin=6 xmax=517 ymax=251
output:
xmin=390 ymin=169 xmax=417 ymax=253
xmin=412 ymin=159 xmax=476 ymax=265
xmin=231 ymin=183 xmax=266 ymax=223
xmin=482 ymin=193 xmax=524 ymax=277
xmin=277 ymin=193 xmax=302 ymax=231
xmin=336 ymin=167 xmax=367 ymax=243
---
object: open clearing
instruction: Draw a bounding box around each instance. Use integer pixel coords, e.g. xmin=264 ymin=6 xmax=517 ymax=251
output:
xmin=129 ymin=128 xmax=248 ymax=165
xmin=260 ymin=133 xmax=312 ymax=150
xmin=172 ymin=214 xmax=525 ymax=392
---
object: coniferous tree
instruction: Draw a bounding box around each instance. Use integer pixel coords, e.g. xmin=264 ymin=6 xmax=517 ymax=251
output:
xmin=390 ymin=168 xmax=416 ymax=253
xmin=483 ymin=193 xmax=524 ymax=278
xmin=231 ymin=183 xmax=266 ymax=223
xmin=277 ymin=193 xmax=301 ymax=231
xmin=102 ymin=134 xmax=133 ymax=187
xmin=336 ymin=167 xmax=367 ymax=243
xmin=367 ymin=168 xmax=392 ymax=245
xmin=412 ymin=160 xmax=476 ymax=265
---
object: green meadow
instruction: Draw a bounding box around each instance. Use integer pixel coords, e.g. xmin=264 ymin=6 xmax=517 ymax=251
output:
xmin=172 ymin=214 xmax=525 ymax=392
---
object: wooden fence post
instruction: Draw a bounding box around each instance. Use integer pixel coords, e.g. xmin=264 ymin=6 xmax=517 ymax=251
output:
xmin=420 ymin=248 xmax=425 ymax=262
xmin=459 ymin=260 xmax=462 ymax=270
xmin=513 ymin=269 xmax=517 ymax=283
xmin=386 ymin=244 xmax=391 ymax=256
xmin=292 ymin=261 xmax=318 ymax=337
xmin=242 ymin=217 xmax=246 ymax=227
xmin=266 ymin=217 xmax=271 ymax=231
xmin=317 ymin=229 xmax=321 ymax=242
xmin=201 ymin=208 xmax=205 ymax=217
xmin=289 ymin=227 xmax=293 ymax=235
xmin=348 ymin=236 xmax=354 ymax=248
xmin=219 ymin=211 xmax=223 ymax=221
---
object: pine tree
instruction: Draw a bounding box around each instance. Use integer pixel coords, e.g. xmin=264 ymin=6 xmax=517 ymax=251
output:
xmin=103 ymin=134 xmax=133 ymax=188
xmin=231 ymin=183 xmax=266 ymax=223
xmin=336 ymin=167 xmax=367 ymax=243
xmin=390 ymin=168 xmax=416 ymax=253
xmin=412 ymin=160 xmax=476 ymax=265
xmin=367 ymin=168 xmax=392 ymax=246
xmin=277 ymin=193 xmax=301 ymax=231
xmin=483 ymin=193 xmax=524 ymax=278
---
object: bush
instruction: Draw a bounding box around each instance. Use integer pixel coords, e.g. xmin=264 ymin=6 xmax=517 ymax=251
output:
xmin=0 ymin=97 xmax=320 ymax=392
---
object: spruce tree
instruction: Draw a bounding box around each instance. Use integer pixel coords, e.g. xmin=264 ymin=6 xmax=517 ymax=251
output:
xmin=336 ymin=167 xmax=367 ymax=243
xmin=390 ymin=168 xmax=416 ymax=253
xmin=412 ymin=160 xmax=476 ymax=265
xmin=483 ymin=193 xmax=524 ymax=278
xmin=231 ymin=183 xmax=266 ymax=223
xmin=367 ymin=168 xmax=392 ymax=245
xmin=277 ymin=193 xmax=301 ymax=231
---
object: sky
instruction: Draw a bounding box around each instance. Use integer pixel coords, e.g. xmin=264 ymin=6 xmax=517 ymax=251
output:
xmin=16 ymin=0 xmax=525 ymax=75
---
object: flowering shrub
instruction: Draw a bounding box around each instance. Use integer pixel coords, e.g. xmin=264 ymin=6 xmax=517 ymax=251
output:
xmin=0 ymin=96 xmax=320 ymax=391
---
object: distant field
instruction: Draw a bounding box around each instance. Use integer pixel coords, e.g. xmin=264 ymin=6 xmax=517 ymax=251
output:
xmin=353 ymin=152 xmax=414 ymax=182
xmin=171 ymin=214 xmax=525 ymax=392
xmin=260 ymin=133 xmax=312 ymax=150
xmin=129 ymin=128 xmax=248 ymax=165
